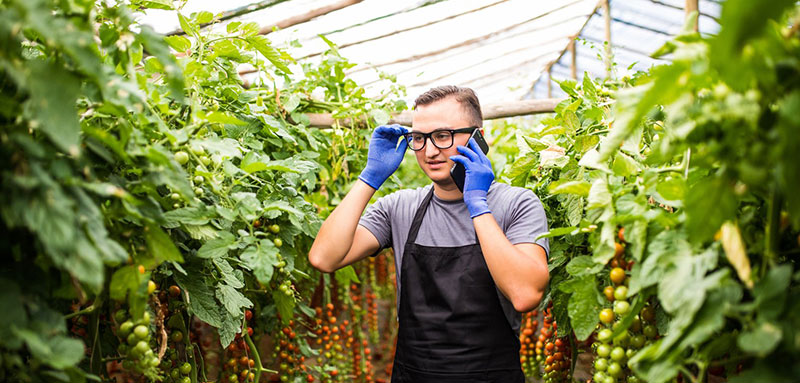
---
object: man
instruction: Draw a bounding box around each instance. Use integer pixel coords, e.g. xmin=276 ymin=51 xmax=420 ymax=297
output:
xmin=308 ymin=85 xmax=549 ymax=382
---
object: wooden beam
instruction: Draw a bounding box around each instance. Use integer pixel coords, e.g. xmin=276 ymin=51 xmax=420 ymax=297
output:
xmin=258 ymin=0 xmax=363 ymax=35
xmin=547 ymin=68 xmax=553 ymax=98
xmin=569 ymin=39 xmax=577 ymax=80
xmin=167 ymin=0 xmax=290 ymax=36
xmin=603 ymin=0 xmax=612 ymax=77
xmin=305 ymin=98 xmax=563 ymax=128
xmin=685 ymin=0 xmax=699 ymax=32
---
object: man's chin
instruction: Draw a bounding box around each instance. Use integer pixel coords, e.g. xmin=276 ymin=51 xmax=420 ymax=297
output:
xmin=424 ymin=169 xmax=454 ymax=185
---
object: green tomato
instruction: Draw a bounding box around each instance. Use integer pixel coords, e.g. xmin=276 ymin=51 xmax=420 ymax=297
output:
xmin=135 ymin=340 xmax=150 ymax=355
xmin=119 ymin=320 xmax=134 ymax=337
xmin=273 ymin=238 xmax=283 ymax=247
xmin=614 ymin=300 xmax=631 ymax=316
xmin=181 ymin=377 xmax=191 ymax=383
xmin=114 ymin=309 xmax=127 ymax=323
xmin=276 ymin=260 xmax=286 ymax=268
xmin=194 ymin=175 xmax=204 ymax=184
xmin=134 ymin=325 xmax=149 ymax=339
xmin=604 ymin=375 xmax=616 ymax=383
xmin=174 ymin=151 xmax=189 ymax=165
xmin=628 ymin=375 xmax=641 ymax=383
xmin=170 ymin=193 xmax=181 ymax=201
xmin=597 ymin=344 xmax=611 ymax=358
xmin=631 ymin=335 xmax=646 ymax=349
xmin=127 ymin=332 xmax=138 ymax=345
xmin=269 ymin=224 xmax=280 ymax=234
xmin=117 ymin=343 xmax=128 ymax=354
xmin=200 ymin=155 xmax=211 ymax=166
xmin=141 ymin=311 xmax=151 ymax=323
xmin=626 ymin=348 xmax=636 ymax=359
xmin=643 ymin=324 xmax=658 ymax=339
xmin=180 ymin=362 xmax=192 ymax=375
xmin=190 ymin=144 xmax=205 ymax=156
xmin=597 ymin=329 xmax=613 ymax=342
xmin=607 ymin=362 xmax=622 ymax=377
xmin=593 ymin=372 xmax=607 ymax=383
xmin=614 ymin=286 xmax=628 ymax=301
xmin=594 ymin=357 xmax=608 ymax=371
xmin=170 ymin=369 xmax=181 ymax=379
xmin=171 ymin=331 xmax=184 ymax=343
xmin=610 ymin=347 xmax=626 ymax=362
xmin=194 ymin=187 xmax=204 ymax=196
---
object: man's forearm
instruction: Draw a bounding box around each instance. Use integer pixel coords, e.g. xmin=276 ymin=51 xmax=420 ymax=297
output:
xmin=473 ymin=213 xmax=549 ymax=312
xmin=308 ymin=180 xmax=376 ymax=272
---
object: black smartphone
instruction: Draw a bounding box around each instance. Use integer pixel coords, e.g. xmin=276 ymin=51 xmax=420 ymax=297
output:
xmin=451 ymin=128 xmax=489 ymax=192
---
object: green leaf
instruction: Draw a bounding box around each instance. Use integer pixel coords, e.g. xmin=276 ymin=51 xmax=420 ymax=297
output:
xmin=163 ymin=206 xmax=215 ymax=226
xmin=13 ymin=329 xmax=84 ymax=369
xmin=522 ymin=136 xmax=549 ymax=151
xmin=655 ymin=176 xmax=685 ymax=205
xmin=566 ymin=256 xmax=603 ymax=277
xmin=0 ymin=279 xmax=27 ymax=349
xmin=612 ymin=152 xmax=642 ymax=177
xmin=549 ymin=180 xmax=591 ymax=197
xmin=197 ymin=231 xmax=236 ymax=259
xmin=195 ymin=10 xmax=213 ymax=24
xmin=145 ymin=223 xmax=184 ymax=264
xmin=578 ymin=149 xmax=611 ymax=173
xmin=109 ymin=265 xmax=140 ymax=301
xmin=369 ymin=108 xmax=390 ymax=125
xmin=205 ymin=111 xmax=247 ymax=125
xmin=273 ymin=290 xmax=295 ymax=325
xmin=537 ymin=226 xmax=579 ymax=239
xmin=737 ymin=321 xmax=782 ymax=356
xmin=138 ymin=0 xmax=174 ymax=10
xmin=246 ymin=36 xmax=293 ymax=74
xmin=335 ymin=265 xmax=361 ymax=286
xmin=685 ymin=177 xmax=737 ymax=243
xmin=217 ymin=284 xmax=253 ymax=316
xmin=562 ymin=276 xmax=601 ymax=341
xmin=240 ymin=240 xmax=279 ymax=284
xmin=587 ymin=178 xmax=612 ymax=209
xmin=177 ymin=13 xmax=197 ymax=36
xmin=175 ymin=271 xmax=223 ymax=328
xmin=573 ymin=134 xmax=599 ymax=154
xmin=25 ymin=61 xmax=81 ymax=156
xmin=165 ymin=35 xmax=191 ymax=51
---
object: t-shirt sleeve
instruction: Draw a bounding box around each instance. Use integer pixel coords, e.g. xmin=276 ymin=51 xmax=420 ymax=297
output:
xmin=505 ymin=189 xmax=550 ymax=256
xmin=358 ymin=193 xmax=395 ymax=251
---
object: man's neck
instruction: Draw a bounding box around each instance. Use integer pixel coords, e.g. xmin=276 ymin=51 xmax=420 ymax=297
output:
xmin=432 ymin=181 xmax=464 ymax=201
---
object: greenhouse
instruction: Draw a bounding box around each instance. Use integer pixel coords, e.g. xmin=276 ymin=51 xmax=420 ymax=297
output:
xmin=1 ymin=0 xmax=798 ymax=383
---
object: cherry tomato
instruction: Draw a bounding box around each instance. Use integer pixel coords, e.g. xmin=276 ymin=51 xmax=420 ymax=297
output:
xmin=610 ymin=347 xmax=626 ymax=362
xmin=597 ymin=344 xmax=611 ymax=358
xmin=599 ymin=308 xmax=614 ymax=324
xmin=147 ymin=280 xmax=156 ymax=295
xmin=614 ymin=300 xmax=631 ymax=316
xmin=618 ymin=227 xmax=625 ymax=242
xmin=603 ymin=286 xmax=615 ymax=302
xmin=134 ymin=325 xmax=149 ymax=339
xmin=614 ymin=286 xmax=628 ymax=301
xmin=174 ymin=151 xmax=189 ymax=165
xmin=610 ymin=267 xmax=626 ymax=285
xmin=169 ymin=285 xmax=181 ymax=297
xmin=614 ymin=242 xmax=624 ymax=257
xmin=607 ymin=361 xmax=622 ymax=377
xmin=180 ymin=362 xmax=192 ymax=375
xmin=594 ymin=357 xmax=608 ymax=371
xmin=597 ymin=329 xmax=613 ymax=342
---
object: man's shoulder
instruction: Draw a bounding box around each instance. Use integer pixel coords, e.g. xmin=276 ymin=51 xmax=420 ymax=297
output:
xmin=374 ymin=184 xmax=432 ymax=209
xmin=488 ymin=182 xmax=538 ymax=202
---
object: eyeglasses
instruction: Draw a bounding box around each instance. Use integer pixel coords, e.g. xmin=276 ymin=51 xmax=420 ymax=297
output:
xmin=403 ymin=127 xmax=478 ymax=151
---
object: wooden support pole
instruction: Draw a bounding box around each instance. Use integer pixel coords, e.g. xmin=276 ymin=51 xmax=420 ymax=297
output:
xmin=305 ymin=98 xmax=562 ymax=128
xmin=569 ymin=39 xmax=577 ymax=80
xmin=258 ymin=0 xmax=363 ymax=35
xmin=602 ymin=0 xmax=612 ymax=77
xmin=685 ymin=0 xmax=699 ymax=32
xmin=547 ymin=68 xmax=553 ymax=98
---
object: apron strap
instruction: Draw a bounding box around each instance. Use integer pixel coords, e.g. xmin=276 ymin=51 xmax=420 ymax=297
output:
xmin=406 ymin=186 xmax=436 ymax=244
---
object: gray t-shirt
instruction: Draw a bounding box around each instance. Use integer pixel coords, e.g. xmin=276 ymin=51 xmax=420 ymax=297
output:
xmin=358 ymin=182 xmax=549 ymax=333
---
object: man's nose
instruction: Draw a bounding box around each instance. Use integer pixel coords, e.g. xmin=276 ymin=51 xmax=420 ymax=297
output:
xmin=424 ymin=137 xmax=440 ymax=157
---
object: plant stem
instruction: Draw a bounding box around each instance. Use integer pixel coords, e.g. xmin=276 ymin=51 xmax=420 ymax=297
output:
xmin=764 ymin=184 xmax=783 ymax=275
xmin=244 ymin=330 xmax=277 ymax=382
xmin=64 ymin=303 xmax=97 ymax=319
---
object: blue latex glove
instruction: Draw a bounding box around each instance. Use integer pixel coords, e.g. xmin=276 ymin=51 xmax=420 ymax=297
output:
xmin=450 ymin=138 xmax=494 ymax=218
xmin=358 ymin=124 xmax=409 ymax=190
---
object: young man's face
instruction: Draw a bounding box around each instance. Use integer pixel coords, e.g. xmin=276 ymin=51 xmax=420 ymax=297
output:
xmin=411 ymin=97 xmax=476 ymax=185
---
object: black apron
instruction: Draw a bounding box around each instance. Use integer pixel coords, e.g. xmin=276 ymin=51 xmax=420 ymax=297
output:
xmin=391 ymin=188 xmax=524 ymax=383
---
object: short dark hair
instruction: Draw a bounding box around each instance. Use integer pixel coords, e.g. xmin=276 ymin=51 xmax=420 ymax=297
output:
xmin=413 ymin=85 xmax=483 ymax=127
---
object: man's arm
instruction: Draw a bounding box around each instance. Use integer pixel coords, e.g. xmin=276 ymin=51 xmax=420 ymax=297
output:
xmin=309 ymin=124 xmax=408 ymax=273
xmin=473 ymin=214 xmax=549 ymax=312
xmin=450 ymin=138 xmax=549 ymax=312
xmin=308 ymin=180 xmax=382 ymax=273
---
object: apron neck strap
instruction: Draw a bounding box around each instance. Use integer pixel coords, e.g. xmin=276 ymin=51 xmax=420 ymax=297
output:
xmin=407 ymin=186 xmax=436 ymax=244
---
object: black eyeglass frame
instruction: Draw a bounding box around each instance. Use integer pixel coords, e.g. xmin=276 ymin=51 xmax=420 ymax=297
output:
xmin=403 ymin=126 xmax=479 ymax=151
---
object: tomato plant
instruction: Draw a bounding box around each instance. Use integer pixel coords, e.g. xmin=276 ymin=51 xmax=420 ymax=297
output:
xmin=492 ymin=0 xmax=800 ymax=382
xmin=0 ymin=0 xmax=403 ymax=382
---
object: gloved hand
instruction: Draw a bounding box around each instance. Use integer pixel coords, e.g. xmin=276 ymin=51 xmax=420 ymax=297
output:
xmin=450 ymin=138 xmax=494 ymax=218
xmin=358 ymin=124 xmax=409 ymax=190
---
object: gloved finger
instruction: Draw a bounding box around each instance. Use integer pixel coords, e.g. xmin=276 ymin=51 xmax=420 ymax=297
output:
xmin=449 ymin=154 xmax=469 ymax=166
xmin=375 ymin=124 xmax=403 ymax=139
xmin=456 ymin=144 xmax=479 ymax=163
xmin=395 ymin=137 xmax=408 ymax=153
xmin=468 ymin=138 xmax=491 ymax=166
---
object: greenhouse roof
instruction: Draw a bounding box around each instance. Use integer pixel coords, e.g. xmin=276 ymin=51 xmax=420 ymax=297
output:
xmin=139 ymin=0 xmax=722 ymax=104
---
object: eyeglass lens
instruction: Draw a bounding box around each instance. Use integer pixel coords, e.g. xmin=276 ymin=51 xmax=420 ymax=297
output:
xmin=407 ymin=131 xmax=454 ymax=150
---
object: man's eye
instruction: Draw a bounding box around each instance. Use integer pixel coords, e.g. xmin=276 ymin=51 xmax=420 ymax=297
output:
xmin=412 ymin=135 xmax=424 ymax=142
xmin=434 ymin=133 xmax=450 ymax=141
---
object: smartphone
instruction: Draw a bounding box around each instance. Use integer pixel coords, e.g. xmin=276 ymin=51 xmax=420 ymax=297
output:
xmin=451 ymin=128 xmax=489 ymax=192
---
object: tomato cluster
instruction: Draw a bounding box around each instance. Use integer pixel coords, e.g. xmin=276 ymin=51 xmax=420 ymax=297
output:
xmin=591 ymin=232 xmax=659 ymax=383
xmin=518 ymin=309 xmax=540 ymax=377
xmin=539 ymin=307 xmax=571 ymax=383
xmin=114 ymin=309 xmax=160 ymax=379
